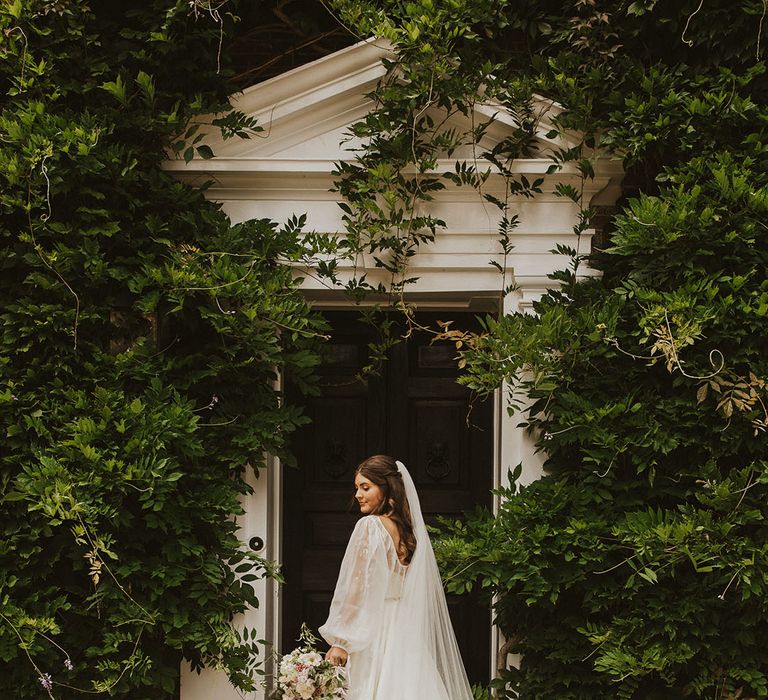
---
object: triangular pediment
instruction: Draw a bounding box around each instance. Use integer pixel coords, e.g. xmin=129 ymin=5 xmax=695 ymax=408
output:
xmin=163 ymin=39 xmax=624 ymax=302
xmin=172 ymin=39 xmax=582 ymax=166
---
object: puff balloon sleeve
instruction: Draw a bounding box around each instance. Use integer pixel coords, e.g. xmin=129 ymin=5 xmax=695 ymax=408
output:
xmin=319 ymin=516 xmax=389 ymax=653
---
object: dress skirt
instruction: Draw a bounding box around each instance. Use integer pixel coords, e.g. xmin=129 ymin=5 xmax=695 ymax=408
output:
xmin=346 ymin=597 xmax=399 ymax=700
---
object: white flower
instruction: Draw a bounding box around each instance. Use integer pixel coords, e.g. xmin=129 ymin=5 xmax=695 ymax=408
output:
xmin=299 ymin=651 xmax=322 ymax=666
xmin=295 ymin=680 xmax=316 ymax=699
xmin=276 ymin=639 xmax=348 ymax=700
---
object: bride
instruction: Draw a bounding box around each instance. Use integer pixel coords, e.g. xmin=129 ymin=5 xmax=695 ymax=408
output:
xmin=319 ymin=455 xmax=473 ymax=699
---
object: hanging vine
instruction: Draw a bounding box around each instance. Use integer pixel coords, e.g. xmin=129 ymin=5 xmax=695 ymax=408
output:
xmin=300 ymin=0 xmax=606 ymax=383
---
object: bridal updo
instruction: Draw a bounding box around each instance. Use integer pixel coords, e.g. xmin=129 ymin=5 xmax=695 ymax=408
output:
xmin=355 ymin=455 xmax=417 ymax=565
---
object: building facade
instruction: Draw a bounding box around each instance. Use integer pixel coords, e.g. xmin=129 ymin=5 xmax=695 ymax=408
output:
xmin=164 ymin=39 xmax=624 ymax=699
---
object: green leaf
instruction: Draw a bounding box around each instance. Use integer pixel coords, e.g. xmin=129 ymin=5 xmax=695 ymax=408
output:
xmin=196 ymin=144 xmax=214 ymax=159
xmin=101 ymin=74 xmax=127 ymax=104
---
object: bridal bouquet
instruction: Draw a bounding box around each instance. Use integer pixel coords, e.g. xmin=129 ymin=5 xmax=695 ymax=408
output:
xmin=271 ymin=625 xmax=347 ymax=700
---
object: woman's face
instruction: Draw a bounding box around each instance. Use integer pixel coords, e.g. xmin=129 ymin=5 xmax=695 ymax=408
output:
xmin=354 ymin=473 xmax=384 ymax=514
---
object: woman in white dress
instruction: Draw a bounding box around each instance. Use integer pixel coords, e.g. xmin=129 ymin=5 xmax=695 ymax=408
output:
xmin=319 ymin=454 xmax=473 ymax=700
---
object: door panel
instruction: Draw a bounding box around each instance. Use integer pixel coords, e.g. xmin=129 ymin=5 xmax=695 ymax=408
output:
xmin=283 ymin=311 xmax=493 ymax=686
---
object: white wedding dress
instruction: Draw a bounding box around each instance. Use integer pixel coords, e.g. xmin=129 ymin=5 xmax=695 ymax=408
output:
xmin=319 ymin=462 xmax=473 ymax=700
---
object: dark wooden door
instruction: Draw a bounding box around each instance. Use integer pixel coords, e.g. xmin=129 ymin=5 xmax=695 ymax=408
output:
xmin=282 ymin=311 xmax=493 ymax=686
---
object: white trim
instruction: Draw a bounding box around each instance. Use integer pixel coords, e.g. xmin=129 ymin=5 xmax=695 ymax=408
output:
xmin=264 ymin=453 xmax=283 ymax=695
xmin=229 ymin=39 xmax=391 ymax=118
xmin=163 ymin=157 xmax=621 ymax=175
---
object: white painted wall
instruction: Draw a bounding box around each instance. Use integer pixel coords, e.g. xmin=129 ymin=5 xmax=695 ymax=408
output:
xmin=180 ymin=462 xmax=275 ymax=700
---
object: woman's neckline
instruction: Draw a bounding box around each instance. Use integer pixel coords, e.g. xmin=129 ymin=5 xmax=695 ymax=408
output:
xmin=373 ymin=515 xmax=410 ymax=568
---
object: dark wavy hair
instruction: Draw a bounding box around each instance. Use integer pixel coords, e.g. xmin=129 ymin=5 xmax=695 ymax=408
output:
xmin=355 ymin=454 xmax=417 ymax=565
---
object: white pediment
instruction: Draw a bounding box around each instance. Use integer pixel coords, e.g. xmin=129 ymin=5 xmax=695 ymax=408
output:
xmin=164 ymin=39 xmax=624 ymax=301
xmin=171 ymin=39 xmax=583 ymax=164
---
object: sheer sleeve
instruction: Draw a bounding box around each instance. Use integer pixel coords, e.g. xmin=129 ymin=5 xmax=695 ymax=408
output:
xmin=319 ymin=516 xmax=389 ymax=654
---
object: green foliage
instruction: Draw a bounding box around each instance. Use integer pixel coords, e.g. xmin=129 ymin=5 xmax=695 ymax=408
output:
xmin=5 ymin=0 xmax=766 ymax=696
xmin=325 ymin=0 xmax=557 ymax=372
xmin=444 ymin=82 xmax=768 ymax=700
xmin=0 ymin=1 xmax=324 ymax=696
xmin=328 ymin=1 xmax=768 ymax=698
xmin=328 ymin=0 xmax=501 ymax=300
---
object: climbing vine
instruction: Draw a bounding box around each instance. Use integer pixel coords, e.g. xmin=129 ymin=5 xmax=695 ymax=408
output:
xmin=0 ymin=1 xmax=325 ymax=697
xmin=315 ymin=2 xmax=768 ymax=699
xmin=305 ymin=1 xmax=605 ymax=379
xmin=4 ymin=0 xmax=768 ymax=697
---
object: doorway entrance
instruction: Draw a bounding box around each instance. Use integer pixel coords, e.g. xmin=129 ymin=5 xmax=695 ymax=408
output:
xmin=281 ymin=311 xmax=494 ymax=686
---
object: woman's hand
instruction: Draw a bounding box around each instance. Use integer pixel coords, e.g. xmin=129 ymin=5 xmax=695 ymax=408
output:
xmin=325 ymin=645 xmax=348 ymax=667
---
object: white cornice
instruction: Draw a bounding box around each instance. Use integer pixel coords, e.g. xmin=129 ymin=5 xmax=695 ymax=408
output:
xmin=163 ymin=157 xmax=622 ymax=207
xmin=163 ymin=157 xmax=621 ymax=174
xmin=232 ymin=39 xmax=392 ymax=116
xmin=163 ymin=37 xmax=617 ymax=168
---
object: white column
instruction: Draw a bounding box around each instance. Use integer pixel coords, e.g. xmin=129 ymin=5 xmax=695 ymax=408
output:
xmin=492 ymin=284 xmax=548 ymax=683
xmin=496 ymin=283 xmax=547 ymax=494
xmin=180 ymin=462 xmax=273 ymax=700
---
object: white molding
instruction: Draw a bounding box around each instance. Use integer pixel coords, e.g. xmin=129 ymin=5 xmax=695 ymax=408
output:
xmin=230 ymin=39 xmax=392 ymax=119
xmin=264 ymin=450 xmax=283 ymax=697
xmin=163 ymin=157 xmax=621 ymax=175
xmin=163 ymin=159 xmax=623 ymax=195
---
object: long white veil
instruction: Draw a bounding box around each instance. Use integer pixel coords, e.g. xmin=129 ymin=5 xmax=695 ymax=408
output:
xmin=377 ymin=460 xmax=473 ymax=699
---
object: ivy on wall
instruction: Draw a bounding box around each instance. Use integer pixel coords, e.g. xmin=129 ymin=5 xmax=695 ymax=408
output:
xmin=0 ymin=1 xmax=326 ymax=697
xmin=4 ymin=0 xmax=768 ymax=697
xmin=319 ymin=1 xmax=768 ymax=698
xmin=310 ymin=0 xmax=602 ymax=377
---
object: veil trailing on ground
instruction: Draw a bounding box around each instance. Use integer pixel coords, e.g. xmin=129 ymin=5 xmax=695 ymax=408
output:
xmin=376 ymin=460 xmax=473 ymax=699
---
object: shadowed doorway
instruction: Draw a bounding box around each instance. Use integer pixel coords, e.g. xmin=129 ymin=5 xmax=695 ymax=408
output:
xmin=282 ymin=311 xmax=494 ymax=687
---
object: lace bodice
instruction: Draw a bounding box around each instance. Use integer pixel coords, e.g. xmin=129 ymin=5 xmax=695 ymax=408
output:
xmin=319 ymin=516 xmax=408 ymax=652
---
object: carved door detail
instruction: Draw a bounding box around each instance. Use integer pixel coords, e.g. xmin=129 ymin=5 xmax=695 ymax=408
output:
xmin=282 ymin=312 xmax=493 ymax=686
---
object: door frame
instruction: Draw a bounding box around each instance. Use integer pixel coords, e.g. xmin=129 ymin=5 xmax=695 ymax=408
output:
xmin=265 ymin=293 xmax=536 ymax=688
